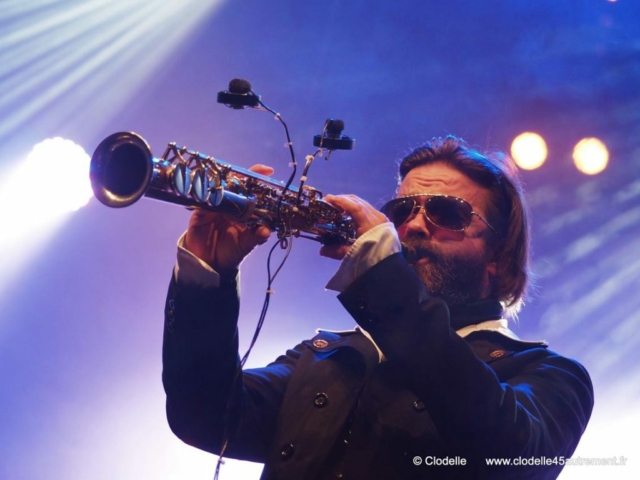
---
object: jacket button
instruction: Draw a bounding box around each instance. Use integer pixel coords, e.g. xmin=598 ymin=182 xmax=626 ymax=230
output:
xmin=313 ymin=339 xmax=329 ymax=349
xmin=165 ymin=299 xmax=176 ymax=333
xmin=314 ymin=392 xmax=329 ymax=408
xmin=413 ymin=400 xmax=426 ymax=411
xmin=489 ymin=349 xmax=506 ymax=358
xmin=356 ymin=297 xmax=367 ymax=310
xmin=280 ymin=443 xmax=294 ymax=460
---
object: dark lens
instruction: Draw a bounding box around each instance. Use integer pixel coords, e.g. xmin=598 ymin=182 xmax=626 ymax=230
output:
xmin=382 ymin=198 xmax=416 ymax=227
xmin=424 ymin=196 xmax=473 ymax=230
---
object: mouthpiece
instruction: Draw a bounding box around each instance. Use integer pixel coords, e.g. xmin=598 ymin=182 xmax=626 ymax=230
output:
xmin=401 ymin=242 xmax=417 ymax=263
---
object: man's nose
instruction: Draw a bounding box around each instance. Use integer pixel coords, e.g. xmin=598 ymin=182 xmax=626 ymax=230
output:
xmin=401 ymin=207 xmax=433 ymax=237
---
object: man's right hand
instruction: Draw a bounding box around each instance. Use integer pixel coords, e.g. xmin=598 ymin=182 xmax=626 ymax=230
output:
xmin=183 ymin=164 xmax=274 ymax=275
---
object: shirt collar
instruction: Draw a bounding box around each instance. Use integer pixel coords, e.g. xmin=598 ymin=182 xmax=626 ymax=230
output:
xmin=447 ymin=298 xmax=504 ymax=330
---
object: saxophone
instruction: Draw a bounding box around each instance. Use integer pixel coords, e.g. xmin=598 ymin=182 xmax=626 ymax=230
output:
xmin=90 ymin=131 xmax=356 ymax=245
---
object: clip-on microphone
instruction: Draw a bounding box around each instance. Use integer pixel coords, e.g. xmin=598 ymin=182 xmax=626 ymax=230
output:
xmin=313 ymin=118 xmax=355 ymax=150
xmin=217 ymin=78 xmax=261 ymax=109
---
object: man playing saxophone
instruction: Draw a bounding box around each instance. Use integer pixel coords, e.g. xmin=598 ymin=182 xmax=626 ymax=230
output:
xmin=162 ymin=135 xmax=593 ymax=479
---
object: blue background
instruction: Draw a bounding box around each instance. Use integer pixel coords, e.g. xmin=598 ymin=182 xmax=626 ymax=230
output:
xmin=1 ymin=1 xmax=638 ymax=478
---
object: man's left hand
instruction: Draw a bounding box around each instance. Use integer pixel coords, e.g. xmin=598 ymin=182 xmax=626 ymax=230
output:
xmin=320 ymin=194 xmax=389 ymax=259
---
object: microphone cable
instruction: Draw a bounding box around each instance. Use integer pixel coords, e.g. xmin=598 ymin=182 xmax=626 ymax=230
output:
xmin=214 ymin=91 xmax=298 ymax=480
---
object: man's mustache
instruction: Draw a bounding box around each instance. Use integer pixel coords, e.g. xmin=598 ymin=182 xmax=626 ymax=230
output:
xmin=401 ymin=236 xmax=441 ymax=264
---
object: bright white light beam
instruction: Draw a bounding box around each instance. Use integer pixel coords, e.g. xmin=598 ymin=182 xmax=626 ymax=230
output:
xmin=0 ymin=0 xmax=227 ymax=138
xmin=0 ymin=138 xmax=93 ymax=303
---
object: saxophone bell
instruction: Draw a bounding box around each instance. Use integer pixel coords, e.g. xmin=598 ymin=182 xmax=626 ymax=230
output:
xmin=90 ymin=132 xmax=153 ymax=208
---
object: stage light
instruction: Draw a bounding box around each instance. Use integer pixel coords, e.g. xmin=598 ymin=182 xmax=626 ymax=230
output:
xmin=0 ymin=138 xmax=92 ymax=303
xmin=0 ymin=0 xmax=227 ymax=303
xmin=510 ymin=132 xmax=548 ymax=170
xmin=573 ymin=138 xmax=609 ymax=175
xmin=0 ymin=137 xmax=92 ymax=237
xmin=27 ymin=137 xmax=93 ymax=213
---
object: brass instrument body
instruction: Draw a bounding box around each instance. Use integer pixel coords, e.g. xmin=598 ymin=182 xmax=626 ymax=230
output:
xmin=90 ymin=132 xmax=356 ymax=244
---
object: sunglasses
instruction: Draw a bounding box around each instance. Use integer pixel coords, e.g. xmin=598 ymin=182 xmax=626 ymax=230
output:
xmin=381 ymin=194 xmax=498 ymax=234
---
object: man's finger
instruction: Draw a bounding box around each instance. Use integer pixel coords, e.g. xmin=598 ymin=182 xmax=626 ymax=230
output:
xmin=252 ymin=225 xmax=272 ymax=245
xmin=239 ymin=225 xmax=272 ymax=252
xmin=249 ymin=164 xmax=275 ymax=177
xmin=323 ymin=194 xmax=361 ymax=216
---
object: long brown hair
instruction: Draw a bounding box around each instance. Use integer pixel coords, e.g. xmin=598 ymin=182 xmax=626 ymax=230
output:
xmin=398 ymin=135 xmax=531 ymax=317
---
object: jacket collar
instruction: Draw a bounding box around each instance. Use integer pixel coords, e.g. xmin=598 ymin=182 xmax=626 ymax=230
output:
xmin=316 ymin=299 xmax=546 ymax=365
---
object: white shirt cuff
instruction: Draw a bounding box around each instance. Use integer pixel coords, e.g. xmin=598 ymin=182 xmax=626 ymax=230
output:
xmin=325 ymin=222 xmax=402 ymax=293
xmin=174 ymin=232 xmax=221 ymax=288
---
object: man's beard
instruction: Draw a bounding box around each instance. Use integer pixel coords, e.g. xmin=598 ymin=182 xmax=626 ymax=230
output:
xmin=403 ymin=235 xmax=491 ymax=306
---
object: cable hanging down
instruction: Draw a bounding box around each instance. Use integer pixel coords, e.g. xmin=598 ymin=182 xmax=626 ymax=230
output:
xmin=212 ymin=78 xmax=355 ymax=480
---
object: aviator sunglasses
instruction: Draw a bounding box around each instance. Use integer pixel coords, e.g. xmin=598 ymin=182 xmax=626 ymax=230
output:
xmin=381 ymin=194 xmax=498 ymax=234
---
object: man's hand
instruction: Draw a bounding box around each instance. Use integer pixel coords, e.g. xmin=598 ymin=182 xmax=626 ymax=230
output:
xmin=320 ymin=194 xmax=389 ymax=260
xmin=183 ymin=165 xmax=274 ymax=275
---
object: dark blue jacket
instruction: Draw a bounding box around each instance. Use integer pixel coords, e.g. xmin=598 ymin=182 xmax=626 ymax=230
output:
xmin=162 ymin=253 xmax=593 ymax=479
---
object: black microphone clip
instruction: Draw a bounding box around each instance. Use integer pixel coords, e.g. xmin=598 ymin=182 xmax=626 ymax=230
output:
xmin=313 ymin=118 xmax=355 ymax=150
xmin=217 ymin=78 xmax=260 ymax=109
